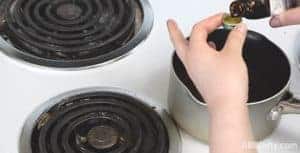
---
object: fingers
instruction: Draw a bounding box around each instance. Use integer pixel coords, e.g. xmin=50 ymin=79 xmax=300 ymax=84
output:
xmin=167 ymin=19 xmax=189 ymax=61
xmin=223 ymin=23 xmax=247 ymax=55
xmin=190 ymin=13 xmax=224 ymax=43
xmin=270 ymin=7 xmax=300 ymax=27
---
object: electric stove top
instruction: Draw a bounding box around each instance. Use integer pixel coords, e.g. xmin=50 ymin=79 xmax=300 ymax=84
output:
xmin=0 ymin=0 xmax=300 ymax=153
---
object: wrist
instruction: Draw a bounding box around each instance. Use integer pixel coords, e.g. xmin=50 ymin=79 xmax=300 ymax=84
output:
xmin=207 ymin=98 xmax=248 ymax=116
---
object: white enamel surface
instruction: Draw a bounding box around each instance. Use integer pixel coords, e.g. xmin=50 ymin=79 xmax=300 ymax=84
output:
xmin=0 ymin=0 xmax=300 ymax=153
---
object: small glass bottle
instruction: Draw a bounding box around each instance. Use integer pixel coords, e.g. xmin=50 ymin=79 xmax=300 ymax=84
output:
xmin=230 ymin=0 xmax=300 ymax=19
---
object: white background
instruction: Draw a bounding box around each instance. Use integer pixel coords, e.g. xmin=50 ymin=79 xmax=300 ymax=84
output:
xmin=0 ymin=0 xmax=300 ymax=153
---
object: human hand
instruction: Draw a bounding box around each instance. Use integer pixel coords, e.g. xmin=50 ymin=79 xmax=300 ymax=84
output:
xmin=270 ymin=7 xmax=300 ymax=27
xmin=167 ymin=14 xmax=256 ymax=153
xmin=167 ymin=13 xmax=249 ymax=110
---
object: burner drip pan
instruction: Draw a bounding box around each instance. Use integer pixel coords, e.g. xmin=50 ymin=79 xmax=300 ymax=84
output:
xmin=19 ymin=87 xmax=181 ymax=153
xmin=0 ymin=0 xmax=153 ymax=68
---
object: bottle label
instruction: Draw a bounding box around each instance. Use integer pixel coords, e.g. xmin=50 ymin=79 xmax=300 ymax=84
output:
xmin=269 ymin=0 xmax=286 ymax=15
xmin=285 ymin=0 xmax=300 ymax=8
xmin=270 ymin=0 xmax=300 ymax=15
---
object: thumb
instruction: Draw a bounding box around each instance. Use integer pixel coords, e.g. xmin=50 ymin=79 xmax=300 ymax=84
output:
xmin=223 ymin=23 xmax=247 ymax=55
xmin=270 ymin=7 xmax=300 ymax=27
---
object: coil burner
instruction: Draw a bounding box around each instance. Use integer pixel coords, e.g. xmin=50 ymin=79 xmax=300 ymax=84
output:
xmin=0 ymin=0 xmax=153 ymax=68
xmin=19 ymin=88 xmax=182 ymax=153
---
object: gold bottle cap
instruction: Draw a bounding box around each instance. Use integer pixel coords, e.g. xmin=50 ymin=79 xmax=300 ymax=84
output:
xmin=223 ymin=13 xmax=242 ymax=29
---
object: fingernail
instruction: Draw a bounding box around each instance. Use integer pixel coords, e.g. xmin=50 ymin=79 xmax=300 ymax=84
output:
xmin=167 ymin=19 xmax=175 ymax=26
xmin=270 ymin=16 xmax=281 ymax=27
xmin=234 ymin=23 xmax=247 ymax=33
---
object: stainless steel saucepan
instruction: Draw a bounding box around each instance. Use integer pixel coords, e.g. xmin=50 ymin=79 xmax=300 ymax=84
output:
xmin=168 ymin=29 xmax=300 ymax=142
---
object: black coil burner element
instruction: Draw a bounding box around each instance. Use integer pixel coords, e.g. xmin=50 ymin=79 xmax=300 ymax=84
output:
xmin=29 ymin=92 xmax=169 ymax=153
xmin=0 ymin=0 xmax=153 ymax=68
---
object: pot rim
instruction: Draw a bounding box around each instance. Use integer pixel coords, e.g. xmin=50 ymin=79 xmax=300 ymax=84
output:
xmin=170 ymin=35 xmax=292 ymax=106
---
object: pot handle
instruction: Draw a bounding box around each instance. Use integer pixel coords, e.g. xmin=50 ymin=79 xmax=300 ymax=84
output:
xmin=268 ymin=92 xmax=300 ymax=121
xmin=278 ymin=96 xmax=300 ymax=114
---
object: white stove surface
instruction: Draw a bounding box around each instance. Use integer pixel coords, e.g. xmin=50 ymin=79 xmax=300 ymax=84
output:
xmin=1 ymin=0 xmax=300 ymax=153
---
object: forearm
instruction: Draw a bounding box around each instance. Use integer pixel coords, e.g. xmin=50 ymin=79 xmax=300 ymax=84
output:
xmin=208 ymin=100 xmax=257 ymax=153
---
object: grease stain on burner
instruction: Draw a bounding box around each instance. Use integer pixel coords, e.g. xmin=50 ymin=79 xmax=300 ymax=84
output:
xmin=56 ymin=3 xmax=82 ymax=20
xmin=87 ymin=126 xmax=119 ymax=149
xmin=36 ymin=113 xmax=51 ymax=130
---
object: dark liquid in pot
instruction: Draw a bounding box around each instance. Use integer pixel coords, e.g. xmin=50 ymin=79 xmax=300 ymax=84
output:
xmin=173 ymin=29 xmax=290 ymax=103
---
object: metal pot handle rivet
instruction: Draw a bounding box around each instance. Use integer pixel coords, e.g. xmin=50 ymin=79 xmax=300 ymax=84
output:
xmin=268 ymin=106 xmax=284 ymax=121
